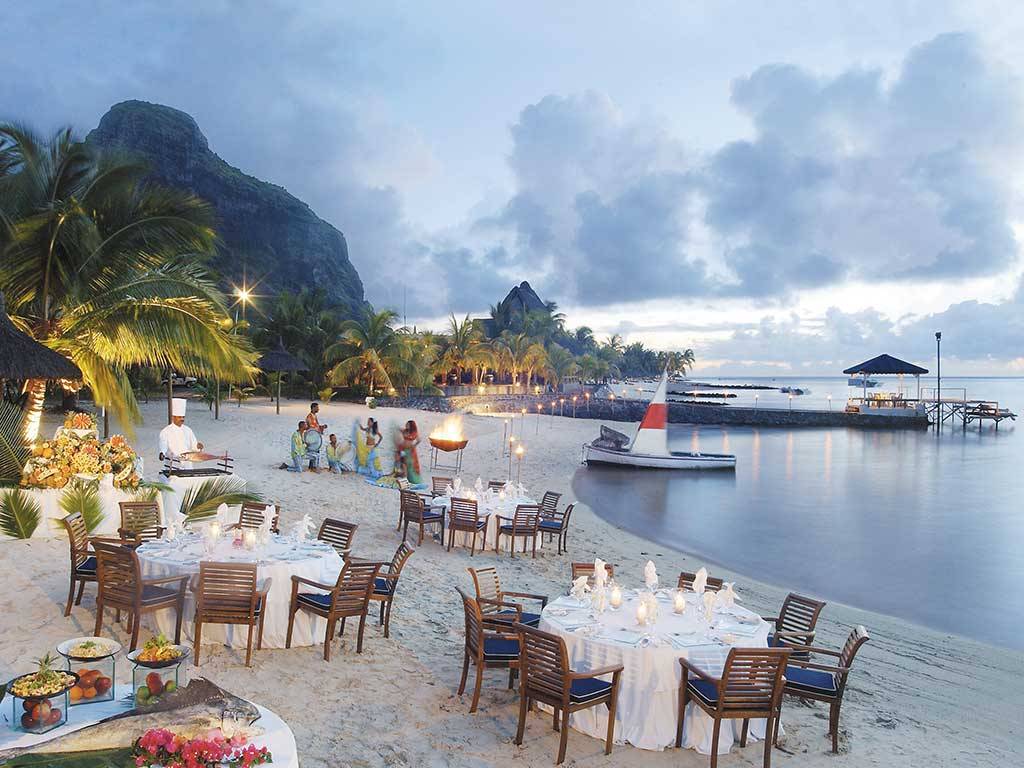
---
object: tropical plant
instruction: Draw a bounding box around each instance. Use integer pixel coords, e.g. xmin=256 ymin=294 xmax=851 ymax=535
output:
xmin=439 ymin=313 xmax=485 ymax=385
xmin=178 ymin=477 xmax=261 ymax=523
xmin=543 ymin=344 xmax=578 ymax=390
xmin=0 ymin=398 xmax=29 ymax=483
xmin=58 ymin=478 xmax=104 ymax=532
xmin=325 ymin=309 xmax=411 ymax=394
xmin=0 ymin=487 xmax=41 ymax=538
xmin=491 ymin=332 xmax=546 ymax=387
xmin=393 ymin=332 xmax=444 ymax=395
xmin=0 ymin=124 xmax=254 ymax=434
xmin=131 ymin=479 xmax=173 ymax=503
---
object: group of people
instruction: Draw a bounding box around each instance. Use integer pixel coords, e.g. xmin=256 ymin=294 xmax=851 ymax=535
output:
xmin=286 ymin=402 xmax=423 ymax=485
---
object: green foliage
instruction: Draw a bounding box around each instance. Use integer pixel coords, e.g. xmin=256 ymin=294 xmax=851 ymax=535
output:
xmin=325 ymin=309 xmax=411 ymax=394
xmin=59 ymin=479 xmax=104 ymax=533
xmin=0 ymin=487 xmax=41 ymax=539
xmin=0 ymin=398 xmax=29 ymax=482
xmin=0 ymin=749 xmax=132 ymax=767
xmin=234 ymin=385 xmax=256 ymax=406
xmin=132 ymin=479 xmax=173 ymax=503
xmin=179 ymin=477 xmax=262 ymax=522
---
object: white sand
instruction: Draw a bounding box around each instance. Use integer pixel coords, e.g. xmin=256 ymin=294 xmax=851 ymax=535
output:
xmin=1 ymin=397 xmax=1020 ymax=767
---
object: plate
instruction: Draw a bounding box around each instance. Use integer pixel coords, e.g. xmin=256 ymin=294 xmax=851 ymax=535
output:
xmin=57 ymin=636 xmax=121 ymax=662
xmin=126 ymin=645 xmax=190 ymax=669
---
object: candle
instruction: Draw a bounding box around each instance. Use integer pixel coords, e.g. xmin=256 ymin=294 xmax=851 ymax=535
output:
xmin=673 ymin=590 xmax=686 ymax=614
xmin=636 ymin=600 xmax=648 ymax=625
xmin=609 ymin=583 xmax=623 ymax=609
xmin=209 ymin=522 xmax=221 ymax=541
xmin=243 ymin=530 xmax=257 ymax=550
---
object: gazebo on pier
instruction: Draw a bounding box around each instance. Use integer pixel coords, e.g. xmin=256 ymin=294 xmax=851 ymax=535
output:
xmin=843 ymin=354 xmax=929 ymax=414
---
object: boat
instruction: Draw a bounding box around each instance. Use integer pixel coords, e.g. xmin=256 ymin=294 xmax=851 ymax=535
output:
xmin=583 ymin=370 xmax=736 ymax=470
xmin=779 ymin=386 xmax=810 ymax=395
xmin=847 ymin=376 xmax=879 ymax=388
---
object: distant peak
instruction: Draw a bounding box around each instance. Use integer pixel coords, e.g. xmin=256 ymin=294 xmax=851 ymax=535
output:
xmin=90 ymin=100 xmax=209 ymax=152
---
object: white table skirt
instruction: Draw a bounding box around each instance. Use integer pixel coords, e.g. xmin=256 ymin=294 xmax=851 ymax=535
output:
xmin=432 ymin=495 xmax=545 ymax=552
xmin=539 ymin=593 xmax=775 ymax=754
xmin=137 ymin=536 xmax=343 ymax=648
xmin=0 ymin=685 xmax=297 ymax=767
xmin=2 ymin=481 xmax=142 ymax=541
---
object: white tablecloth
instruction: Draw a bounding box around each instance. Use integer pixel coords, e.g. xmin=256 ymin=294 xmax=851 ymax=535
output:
xmin=539 ymin=592 xmax=774 ymax=753
xmin=159 ymin=473 xmax=247 ymax=525
xmin=137 ymin=534 xmax=343 ymax=648
xmin=0 ymin=685 xmax=298 ymax=767
xmin=432 ymin=494 xmax=544 ymax=552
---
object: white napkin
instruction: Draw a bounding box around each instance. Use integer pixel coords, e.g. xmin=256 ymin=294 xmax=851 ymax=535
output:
xmin=216 ymin=502 xmax=231 ymax=525
xmin=717 ymin=582 xmax=739 ymax=608
xmin=164 ymin=519 xmax=177 ymax=541
xmin=703 ymin=590 xmax=716 ymax=620
xmin=570 ymin=576 xmax=591 ymax=601
xmin=292 ymin=514 xmax=314 ymax=542
xmin=594 ymin=558 xmax=608 ymax=587
xmin=474 ymin=477 xmax=483 ymax=493
xmin=444 ymin=484 xmax=454 ymax=498
xmin=693 ymin=567 xmax=708 ymax=595
xmin=453 ymin=477 xmax=463 ymax=493
xmin=644 ymin=560 xmax=658 ymax=591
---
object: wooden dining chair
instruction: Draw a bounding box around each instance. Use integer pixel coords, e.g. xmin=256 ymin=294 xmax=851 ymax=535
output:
xmin=92 ymin=541 xmax=188 ymax=651
xmin=369 ymin=542 xmax=415 ymax=638
xmin=514 ymin=622 xmax=623 ymax=764
xmin=191 ymin=562 xmax=272 ymax=667
xmin=782 ymin=626 xmax=870 ymax=753
xmin=446 ymin=497 xmax=489 ymax=555
xmin=117 ymin=501 xmax=164 ymax=545
xmin=285 ymin=559 xmax=383 ymax=661
xmin=228 ymin=502 xmax=281 ymax=534
xmin=455 ymin=587 xmax=520 ymax=713
xmin=487 ymin=480 xmax=506 ymax=491
xmin=494 ymin=503 xmax=540 ymax=558
xmin=678 ymin=571 xmax=725 ymax=592
xmin=538 ymin=490 xmax=562 ymax=519
xmin=317 ymin=518 xmax=357 ymax=558
xmin=431 ymin=476 xmax=453 ymax=496
xmin=467 ymin=566 xmax=546 ymax=628
xmin=59 ymin=512 xmax=118 ymax=617
xmin=400 ymin=489 xmax=444 ymax=546
xmin=570 ymin=561 xmax=614 ymax=583
xmin=762 ymin=592 xmax=826 ymax=654
xmin=539 ymin=503 xmax=574 ymax=555
xmin=675 ymin=647 xmax=791 ymax=768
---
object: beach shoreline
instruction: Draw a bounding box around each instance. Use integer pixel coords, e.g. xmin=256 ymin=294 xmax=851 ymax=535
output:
xmin=0 ymin=397 xmax=1019 ymax=767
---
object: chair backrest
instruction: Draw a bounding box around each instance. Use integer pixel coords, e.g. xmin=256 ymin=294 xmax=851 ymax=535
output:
xmin=467 ymin=566 xmax=502 ymax=615
xmin=196 ymin=561 xmax=258 ymax=621
xmin=93 ymin=541 xmax=140 ymax=606
xmin=61 ymin=512 xmax=90 ymax=569
xmin=836 ymin=626 xmax=870 ymax=692
xmin=487 ymin=480 xmax=506 ymax=491
xmin=387 ymin=541 xmax=415 ymax=581
xmin=510 ymin=504 xmax=540 ymax=531
xmin=539 ymin=491 xmax=561 ymax=518
xmin=678 ymin=571 xmax=724 ymax=592
xmin=457 ymin=586 xmax=486 ymax=660
xmin=719 ymin=647 xmax=791 ymax=713
xmin=331 ymin=560 xmax=382 ymax=611
xmin=571 ymin=562 xmax=614 ymax=582
xmin=238 ymin=502 xmax=280 ymax=531
xmin=518 ymin=623 xmax=569 ymax=702
xmin=450 ymin=497 xmax=481 ymax=526
xmin=432 ymin=476 xmax=453 ymax=496
xmin=317 ymin=518 xmax=357 ymax=557
xmin=778 ymin=592 xmax=827 ymax=640
xmin=119 ymin=501 xmax=161 ymax=540
xmin=400 ymin=489 xmax=426 ymax=519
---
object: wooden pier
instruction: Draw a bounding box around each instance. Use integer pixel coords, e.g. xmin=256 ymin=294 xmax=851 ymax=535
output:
xmin=919 ymin=388 xmax=1018 ymax=430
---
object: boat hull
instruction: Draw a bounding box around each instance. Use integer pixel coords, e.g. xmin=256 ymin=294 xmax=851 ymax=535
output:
xmin=583 ymin=443 xmax=736 ymax=470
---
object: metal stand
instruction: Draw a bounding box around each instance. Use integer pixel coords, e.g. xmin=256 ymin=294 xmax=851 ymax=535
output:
xmin=430 ymin=446 xmax=464 ymax=473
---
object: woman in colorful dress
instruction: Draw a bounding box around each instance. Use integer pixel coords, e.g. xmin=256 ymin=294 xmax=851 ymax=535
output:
xmin=400 ymin=420 xmax=423 ymax=485
xmin=352 ymin=417 xmax=383 ymax=477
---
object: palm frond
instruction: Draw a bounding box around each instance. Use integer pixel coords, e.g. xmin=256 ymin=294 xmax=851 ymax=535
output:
xmin=131 ymin=480 xmax=173 ymax=503
xmin=0 ymin=488 xmax=41 ymax=539
xmin=178 ymin=477 xmax=262 ymax=523
xmin=0 ymin=399 xmax=29 ymax=483
xmin=58 ymin=479 xmax=104 ymax=533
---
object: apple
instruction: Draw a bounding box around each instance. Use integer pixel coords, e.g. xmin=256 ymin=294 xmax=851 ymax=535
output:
xmin=163 ymin=680 xmax=177 ymax=695
xmin=146 ymin=672 xmax=164 ymax=697
xmin=47 ymin=708 xmax=62 ymax=725
xmin=21 ymin=713 xmax=34 ymax=729
xmin=31 ymin=701 xmax=51 ymax=723
xmin=94 ymin=676 xmax=112 ymax=695
xmin=136 ymin=686 xmax=150 ymax=703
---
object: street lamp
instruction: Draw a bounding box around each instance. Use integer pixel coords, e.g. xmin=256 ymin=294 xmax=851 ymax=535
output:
xmin=572 ymin=395 xmax=578 ymax=418
xmin=827 ymin=394 xmax=832 ymax=411
xmin=515 ymin=444 xmax=525 ymax=484
xmin=536 ymin=403 xmax=543 ymax=434
xmin=935 ymin=331 xmax=942 ymax=414
xmin=754 ymin=394 xmax=759 ymax=410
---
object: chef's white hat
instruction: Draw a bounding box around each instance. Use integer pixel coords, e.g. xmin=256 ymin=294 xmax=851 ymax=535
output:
xmin=171 ymin=398 xmax=188 ymax=417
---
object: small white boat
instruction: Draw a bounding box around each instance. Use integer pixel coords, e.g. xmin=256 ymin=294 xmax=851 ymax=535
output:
xmin=583 ymin=371 xmax=736 ymax=470
xmin=847 ymin=376 xmax=879 ymax=388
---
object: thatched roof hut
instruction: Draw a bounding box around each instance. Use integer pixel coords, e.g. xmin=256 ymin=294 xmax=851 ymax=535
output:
xmin=0 ymin=291 xmax=81 ymax=381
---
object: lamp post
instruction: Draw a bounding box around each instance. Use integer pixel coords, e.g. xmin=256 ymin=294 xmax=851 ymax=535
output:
xmin=935 ymin=331 xmax=942 ymax=422
xmin=536 ymin=403 xmax=543 ymax=434
xmin=559 ymin=397 xmax=565 ymax=417
xmin=508 ymin=435 xmax=516 ymax=479
xmin=550 ymin=401 xmax=556 ymax=428
xmin=515 ymin=444 xmax=525 ymax=485
xmin=501 ymin=419 xmax=509 ymax=454
xmin=827 ymin=394 xmax=832 ymax=412
xmin=585 ymin=391 xmax=591 ymax=414
xmin=788 ymin=394 xmax=793 ymax=412
xmin=520 ymin=407 xmax=527 ymax=436
xmin=572 ymin=395 xmax=578 ymax=418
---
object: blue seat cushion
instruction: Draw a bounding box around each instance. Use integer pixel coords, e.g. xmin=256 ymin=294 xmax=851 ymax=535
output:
xmin=483 ymin=637 xmax=519 ymax=661
xmin=499 ymin=525 xmax=534 ymax=534
xmin=769 ymin=634 xmax=811 ymax=657
xmin=496 ymin=610 xmax=540 ymax=627
xmin=296 ymin=592 xmax=332 ymax=610
xmin=538 ymin=520 xmax=562 ymax=532
xmin=373 ymin=577 xmax=395 ymax=596
xmin=75 ymin=556 xmax=97 ymax=575
xmin=140 ymin=584 xmax=180 ymax=605
xmin=569 ymin=677 xmax=612 ymax=704
xmin=688 ymin=679 xmax=719 ymax=707
xmin=785 ymin=666 xmax=837 ymax=695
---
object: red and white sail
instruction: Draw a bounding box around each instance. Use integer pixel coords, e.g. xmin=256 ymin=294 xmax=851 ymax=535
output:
xmin=629 ymin=369 xmax=670 ymax=456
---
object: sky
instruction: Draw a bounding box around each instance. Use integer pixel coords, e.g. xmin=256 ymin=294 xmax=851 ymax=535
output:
xmin=4 ymin=0 xmax=1024 ymax=375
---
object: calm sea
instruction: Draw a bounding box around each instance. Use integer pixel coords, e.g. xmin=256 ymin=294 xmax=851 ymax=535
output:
xmin=575 ymin=376 xmax=1024 ymax=650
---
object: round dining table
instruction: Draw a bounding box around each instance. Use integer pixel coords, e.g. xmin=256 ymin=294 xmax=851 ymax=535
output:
xmin=431 ymin=491 xmax=542 ymax=552
xmin=539 ymin=590 xmax=774 ymax=754
xmin=136 ymin=533 xmax=344 ymax=648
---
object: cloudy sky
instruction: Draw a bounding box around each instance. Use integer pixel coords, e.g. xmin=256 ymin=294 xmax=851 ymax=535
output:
xmin=5 ymin=1 xmax=1024 ymax=374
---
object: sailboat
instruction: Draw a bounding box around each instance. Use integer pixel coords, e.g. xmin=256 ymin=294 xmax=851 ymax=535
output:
xmin=583 ymin=370 xmax=737 ymax=470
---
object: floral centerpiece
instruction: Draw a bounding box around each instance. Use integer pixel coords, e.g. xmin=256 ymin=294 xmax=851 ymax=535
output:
xmin=22 ymin=432 xmax=141 ymax=490
xmin=131 ymin=728 xmax=271 ymax=768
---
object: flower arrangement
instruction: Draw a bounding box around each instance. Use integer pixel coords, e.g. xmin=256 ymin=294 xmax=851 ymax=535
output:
xmin=22 ymin=432 xmax=141 ymax=490
xmin=63 ymin=412 xmax=97 ymax=431
xmin=131 ymin=728 xmax=271 ymax=768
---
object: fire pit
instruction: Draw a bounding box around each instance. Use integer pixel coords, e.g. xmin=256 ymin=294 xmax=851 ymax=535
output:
xmin=429 ymin=417 xmax=468 ymax=472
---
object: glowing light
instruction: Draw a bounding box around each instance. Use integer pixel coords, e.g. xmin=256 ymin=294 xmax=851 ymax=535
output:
xmin=429 ymin=415 xmax=465 ymax=442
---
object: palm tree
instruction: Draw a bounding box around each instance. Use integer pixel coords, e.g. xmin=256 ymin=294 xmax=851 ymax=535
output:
xmin=439 ymin=313 xmax=483 ymax=386
xmin=492 ymin=332 xmax=546 ymax=388
xmin=325 ymin=309 xmax=410 ymax=394
xmin=573 ymin=326 xmax=596 ymax=353
xmin=393 ymin=331 xmax=444 ymax=395
xmin=543 ymin=344 xmax=577 ymax=391
xmin=0 ymin=124 xmax=253 ymax=434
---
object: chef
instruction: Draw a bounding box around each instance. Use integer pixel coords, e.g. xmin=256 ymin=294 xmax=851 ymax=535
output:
xmin=158 ymin=398 xmax=204 ymax=468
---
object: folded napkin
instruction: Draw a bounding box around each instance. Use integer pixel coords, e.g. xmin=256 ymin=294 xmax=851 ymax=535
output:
xmin=570 ymin=576 xmax=591 ymax=601
xmin=702 ymin=591 xmax=716 ymax=619
xmin=474 ymin=476 xmax=483 ymax=493
xmin=644 ymin=560 xmax=659 ymax=590
xmin=693 ymin=567 xmax=708 ymax=595
xmin=453 ymin=477 xmax=463 ymax=493
xmin=594 ymin=558 xmax=608 ymax=587
xmin=716 ymin=582 xmax=740 ymax=608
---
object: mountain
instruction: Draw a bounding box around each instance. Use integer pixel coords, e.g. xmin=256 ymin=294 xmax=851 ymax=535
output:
xmin=86 ymin=100 xmax=364 ymax=312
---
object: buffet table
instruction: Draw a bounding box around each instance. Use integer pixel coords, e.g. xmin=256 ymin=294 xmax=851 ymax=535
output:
xmin=0 ymin=685 xmax=297 ymax=767
xmin=539 ymin=591 xmax=773 ymax=754
xmin=137 ymin=534 xmax=343 ymax=648
xmin=2 ymin=479 xmax=140 ymax=541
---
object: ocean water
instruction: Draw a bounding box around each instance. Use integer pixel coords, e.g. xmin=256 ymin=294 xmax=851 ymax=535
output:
xmin=575 ymin=377 xmax=1024 ymax=650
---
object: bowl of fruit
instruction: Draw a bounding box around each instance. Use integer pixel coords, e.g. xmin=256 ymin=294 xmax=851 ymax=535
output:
xmin=135 ymin=670 xmax=179 ymax=707
xmin=8 ymin=654 xmax=78 ymax=734
xmin=126 ymin=634 xmax=189 ymax=669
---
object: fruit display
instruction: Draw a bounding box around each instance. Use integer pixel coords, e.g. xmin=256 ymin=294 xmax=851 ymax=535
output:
xmin=22 ymin=431 xmax=141 ymax=490
xmin=134 ymin=670 xmax=178 ymax=707
xmin=63 ymin=412 xmax=98 ymax=431
xmin=68 ymin=667 xmax=114 ymax=704
xmin=9 ymin=654 xmax=76 ymax=698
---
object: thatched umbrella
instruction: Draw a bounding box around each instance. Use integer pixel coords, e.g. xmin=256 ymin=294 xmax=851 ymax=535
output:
xmin=256 ymin=341 xmax=307 ymax=415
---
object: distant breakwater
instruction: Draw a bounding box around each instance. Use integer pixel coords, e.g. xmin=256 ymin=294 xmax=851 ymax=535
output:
xmin=376 ymin=394 xmax=930 ymax=430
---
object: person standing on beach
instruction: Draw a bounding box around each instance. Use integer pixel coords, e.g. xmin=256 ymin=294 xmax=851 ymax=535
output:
xmin=288 ymin=421 xmax=308 ymax=472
